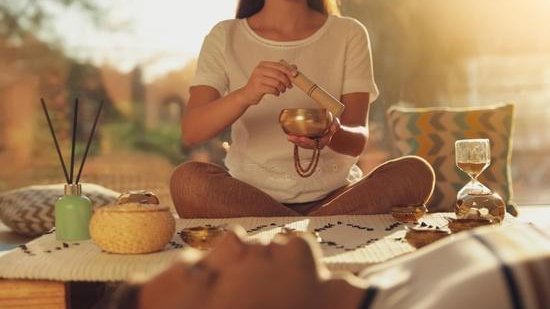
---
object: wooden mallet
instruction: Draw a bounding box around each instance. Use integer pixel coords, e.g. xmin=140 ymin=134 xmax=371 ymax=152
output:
xmin=280 ymin=59 xmax=345 ymax=117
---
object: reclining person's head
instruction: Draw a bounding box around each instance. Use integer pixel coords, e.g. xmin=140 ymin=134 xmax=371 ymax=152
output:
xmin=139 ymin=227 xmax=362 ymax=309
xmin=135 ymin=223 xmax=550 ymax=309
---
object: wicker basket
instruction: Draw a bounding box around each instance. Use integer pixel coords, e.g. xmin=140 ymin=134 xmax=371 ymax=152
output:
xmin=90 ymin=203 xmax=175 ymax=254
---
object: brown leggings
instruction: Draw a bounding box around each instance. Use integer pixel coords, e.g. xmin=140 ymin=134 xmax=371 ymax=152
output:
xmin=170 ymin=156 xmax=435 ymax=218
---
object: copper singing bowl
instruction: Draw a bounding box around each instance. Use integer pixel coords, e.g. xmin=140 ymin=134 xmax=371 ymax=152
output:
xmin=279 ymin=108 xmax=333 ymax=138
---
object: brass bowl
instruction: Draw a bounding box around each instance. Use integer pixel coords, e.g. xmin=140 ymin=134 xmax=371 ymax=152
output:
xmin=405 ymin=227 xmax=451 ymax=249
xmin=179 ymin=226 xmax=227 ymax=250
xmin=447 ymin=218 xmax=494 ymax=234
xmin=279 ymin=108 xmax=333 ymax=138
xmin=390 ymin=204 xmax=428 ymax=223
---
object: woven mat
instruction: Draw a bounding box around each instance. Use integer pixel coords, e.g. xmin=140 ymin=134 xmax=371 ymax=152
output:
xmin=0 ymin=213 xmax=511 ymax=281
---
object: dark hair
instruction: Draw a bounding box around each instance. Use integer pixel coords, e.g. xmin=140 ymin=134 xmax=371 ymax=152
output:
xmin=235 ymin=0 xmax=340 ymax=19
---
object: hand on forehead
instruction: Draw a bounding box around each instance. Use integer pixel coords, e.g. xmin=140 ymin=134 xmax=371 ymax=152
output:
xmin=141 ymin=225 xmax=334 ymax=309
xmin=196 ymin=225 xmax=325 ymax=273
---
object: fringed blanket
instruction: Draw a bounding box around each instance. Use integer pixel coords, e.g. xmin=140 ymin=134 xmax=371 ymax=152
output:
xmin=0 ymin=213 xmax=513 ymax=281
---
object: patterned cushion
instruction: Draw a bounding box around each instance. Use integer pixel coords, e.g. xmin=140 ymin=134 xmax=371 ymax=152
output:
xmin=0 ymin=184 xmax=119 ymax=236
xmin=386 ymin=103 xmax=516 ymax=215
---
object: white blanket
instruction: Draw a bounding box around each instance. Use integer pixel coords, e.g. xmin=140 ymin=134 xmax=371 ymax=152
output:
xmin=359 ymin=223 xmax=550 ymax=309
xmin=0 ymin=213 xmax=509 ymax=282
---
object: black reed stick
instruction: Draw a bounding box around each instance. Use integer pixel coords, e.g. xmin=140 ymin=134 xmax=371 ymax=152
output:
xmin=40 ymin=98 xmax=70 ymax=183
xmin=69 ymin=98 xmax=79 ymax=184
xmin=75 ymin=100 xmax=104 ymax=184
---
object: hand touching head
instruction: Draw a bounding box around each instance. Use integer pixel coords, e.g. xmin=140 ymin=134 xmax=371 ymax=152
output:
xmin=139 ymin=225 xmax=329 ymax=309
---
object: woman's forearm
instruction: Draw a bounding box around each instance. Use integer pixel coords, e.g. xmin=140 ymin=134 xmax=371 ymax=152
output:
xmin=182 ymin=88 xmax=249 ymax=146
xmin=328 ymin=125 xmax=368 ymax=157
xmin=325 ymin=92 xmax=370 ymax=157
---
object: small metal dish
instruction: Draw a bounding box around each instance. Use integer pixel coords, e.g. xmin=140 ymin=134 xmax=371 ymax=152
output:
xmin=447 ymin=218 xmax=493 ymax=234
xmin=179 ymin=226 xmax=227 ymax=250
xmin=390 ymin=204 xmax=428 ymax=223
xmin=405 ymin=227 xmax=450 ymax=249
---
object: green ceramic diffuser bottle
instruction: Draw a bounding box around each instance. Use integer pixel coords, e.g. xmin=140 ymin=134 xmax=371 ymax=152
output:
xmin=41 ymin=97 xmax=103 ymax=242
xmin=55 ymin=183 xmax=92 ymax=241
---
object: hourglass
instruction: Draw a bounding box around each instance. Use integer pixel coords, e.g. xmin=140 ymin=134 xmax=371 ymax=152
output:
xmin=455 ymin=139 xmax=505 ymax=223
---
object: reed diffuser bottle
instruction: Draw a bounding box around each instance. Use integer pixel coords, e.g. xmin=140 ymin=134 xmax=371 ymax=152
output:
xmin=41 ymin=98 xmax=103 ymax=241
xmin=55 ymin=184 xmax=92 ymax=241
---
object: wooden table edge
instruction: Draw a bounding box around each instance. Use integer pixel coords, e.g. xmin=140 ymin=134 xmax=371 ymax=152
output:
xmin=0 ymin=279 xmax=67 ymax=309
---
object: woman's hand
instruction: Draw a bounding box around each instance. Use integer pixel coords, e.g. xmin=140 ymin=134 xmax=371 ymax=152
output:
xmin=287 ymin=117 xmax=341 ymax=150
xmin=139 ymin=255 xmax=213 ymax=309
xmin=239 ymin=61 xmax=297 ymax=106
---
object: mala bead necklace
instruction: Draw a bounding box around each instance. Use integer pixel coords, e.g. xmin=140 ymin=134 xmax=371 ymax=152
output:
xmin=293 ymin=139 xmax=321 ymax=178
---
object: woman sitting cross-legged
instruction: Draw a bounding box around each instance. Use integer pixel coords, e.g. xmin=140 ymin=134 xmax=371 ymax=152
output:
xmin=170 ymin=0 xmax=434 ymax=218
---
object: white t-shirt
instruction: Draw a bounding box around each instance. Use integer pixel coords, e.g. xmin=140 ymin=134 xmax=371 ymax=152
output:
xmin=359 ymin=223 xmax=550 ymax=309
xmin=191 ymin=15 xmax=379 ymax=203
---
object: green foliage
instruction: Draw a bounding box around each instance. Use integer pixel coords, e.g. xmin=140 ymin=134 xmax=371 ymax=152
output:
xmin=134 ymin=124 xmax=187 ymax=164
xmin=101 ymin=121 xmax=140 ymax=149
xmin=102 ymin=120 xmax=187 ymax=165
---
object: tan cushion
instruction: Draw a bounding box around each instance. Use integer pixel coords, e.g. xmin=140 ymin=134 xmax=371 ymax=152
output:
xmin=386 ymin=103 xmax=516 ymax=215
xmin=0 ymin=183 xmax=119 ymax=236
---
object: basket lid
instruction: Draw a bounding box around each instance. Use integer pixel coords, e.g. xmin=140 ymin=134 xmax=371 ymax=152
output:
xmin=95 ymin=203 xmax=170 ymax=213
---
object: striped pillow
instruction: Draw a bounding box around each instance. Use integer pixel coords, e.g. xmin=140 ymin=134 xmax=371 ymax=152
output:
xmin=386 ymin=103 xmax=516 ymax=215
xmin=0 ymin=184 xmax=119 ymax=236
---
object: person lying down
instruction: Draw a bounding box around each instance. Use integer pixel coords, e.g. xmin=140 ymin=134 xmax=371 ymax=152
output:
xmin=108 ymin=223 xmax=550 ymax=309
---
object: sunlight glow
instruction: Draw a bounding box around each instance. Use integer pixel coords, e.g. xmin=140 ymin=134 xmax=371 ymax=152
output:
xmin=48 ymin=0 xmax=238 ymax=81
